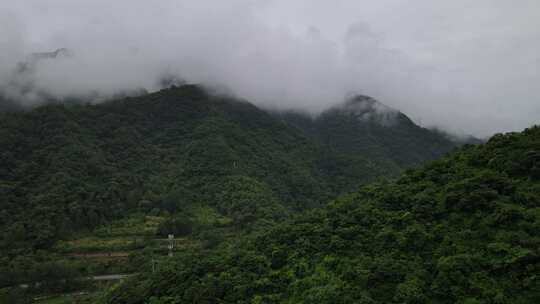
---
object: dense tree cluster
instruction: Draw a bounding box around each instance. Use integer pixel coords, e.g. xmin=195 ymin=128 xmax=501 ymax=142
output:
xmin=0 ymin=85 xmax=456 ymax=292
xmin=276 ymin=96 xmax=456 ymax=193
xmin=0 ymin=85 xmax=324 ymax=286
xmin=106 ymin=126 xmax=540 ymax=303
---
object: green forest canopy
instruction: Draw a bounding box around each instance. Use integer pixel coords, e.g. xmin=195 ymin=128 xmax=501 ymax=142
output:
xmin=106 ymin=126 xmax=540 ymax=304
xmin=0 ymin=85 xmax=455 ymax=255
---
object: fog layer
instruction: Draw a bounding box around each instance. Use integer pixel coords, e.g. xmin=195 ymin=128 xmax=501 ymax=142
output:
xmin=1 ymin=0 xmax=539 ymax=137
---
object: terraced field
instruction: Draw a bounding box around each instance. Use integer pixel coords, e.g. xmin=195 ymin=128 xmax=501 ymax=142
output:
xmin=3 ymin=205 xmax=235 ymax=302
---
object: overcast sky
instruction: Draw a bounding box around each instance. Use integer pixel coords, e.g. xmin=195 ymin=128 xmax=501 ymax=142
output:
xmin=1 ymin=0 xmax=539 ymax=137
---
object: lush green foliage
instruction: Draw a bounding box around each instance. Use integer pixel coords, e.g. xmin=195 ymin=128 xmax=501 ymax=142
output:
xmin=275 ymin=96 xmax=457 ymax=193
xmin=0 ymin=87 xmax=450 ymax=245
xmin=0 ymin=85 xmax=456 ymax=294
xmin=106 ymin=126 xmax=540 ymax=303
xmin=0 ymin=86 xmax=321 ymax=254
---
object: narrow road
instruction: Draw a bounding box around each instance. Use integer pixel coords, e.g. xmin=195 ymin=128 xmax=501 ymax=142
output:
xmin=18 ymin=273 xmax=133 ymax=288
xmin=69 ymin=252 xmax=130 ymax=258
xmin=89 ymin=274 xmax=132 ymax=281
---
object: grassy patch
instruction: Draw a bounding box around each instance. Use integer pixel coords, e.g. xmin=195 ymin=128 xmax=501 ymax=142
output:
xmin=35 ymin=291 xmax=102 ymax=304
xmin=55 ymin=237 xmax=145 ymax=253
xmin=94 ymin=214 xmax=165 ymax=237
xmin=191 ymin=205 xmax=232 ymax=227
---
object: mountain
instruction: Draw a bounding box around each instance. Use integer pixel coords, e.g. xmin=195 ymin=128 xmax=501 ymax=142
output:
xmin=0 ymin=48 xmax=72 ymax=108
xmin=0 ymin=85 xmax=320 ymax=250
xmin=275 ymin=95 xmax=458 ymax=193
xmin=0 ymin=85 xmax=457 ymax=247
xmin=106 ymin=125 xmax=540 ymax=304
xmin=15 ymin=48 xmax=72 ymax=74
xmin=0 ymin=85 xmax=459 ymax=293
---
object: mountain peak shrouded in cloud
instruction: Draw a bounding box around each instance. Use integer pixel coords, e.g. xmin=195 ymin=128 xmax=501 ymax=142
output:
xmin=0 ymin=0 xmax=539 ymax=137
xmin=339 ymin=95 xmax=400 ymax=127
xmin=17 ymin=48 xmax=72 ymax=73
xmin=27 ymin=48 xmax=70 ymax=61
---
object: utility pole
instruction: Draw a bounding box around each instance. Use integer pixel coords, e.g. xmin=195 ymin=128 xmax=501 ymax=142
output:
xmin=151 ymin=259 xmax=157 ymax=273
xmin=168 ymin=234 xmax=174 ymax=257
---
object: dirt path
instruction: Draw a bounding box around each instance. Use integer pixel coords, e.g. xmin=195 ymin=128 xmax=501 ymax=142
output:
xmin=68 ymin=251 xmax=130 ymax=258
xmin=89 ymin=273 xmax=132 ymax=281
xmin=19 ymin=273 xmax=133 ymax=288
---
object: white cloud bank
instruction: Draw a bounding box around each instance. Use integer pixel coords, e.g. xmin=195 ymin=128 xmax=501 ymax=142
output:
xmin=1 ymin=0 xmax=539 ymax=137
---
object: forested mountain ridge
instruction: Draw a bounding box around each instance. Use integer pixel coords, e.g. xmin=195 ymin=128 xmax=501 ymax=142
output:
xmin=0 ymin=85 xmax=326 ymax=253
xmin=106 ymin=126 xmax=540 ymax=304
xmin=0 ymin=85 xmax=457 ymax=254
xmin=275 ymin=95 xmax=457 ymax=193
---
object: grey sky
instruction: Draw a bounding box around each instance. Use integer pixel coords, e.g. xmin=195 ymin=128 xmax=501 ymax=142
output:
xmin=1 ymin=0 xmax=539 ymax=137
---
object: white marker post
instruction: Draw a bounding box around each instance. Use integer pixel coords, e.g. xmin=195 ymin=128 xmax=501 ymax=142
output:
xmin=168 ymin=234 xmax=174 ymax=257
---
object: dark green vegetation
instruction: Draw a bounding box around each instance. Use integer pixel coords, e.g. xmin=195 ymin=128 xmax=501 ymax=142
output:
xmin=0 ymin=85 xmax=458 ymax=300
xmin=275 ymin=95 xmax=455 ymax=193
xmin=106 ymin=126 xmax=540 ymax=303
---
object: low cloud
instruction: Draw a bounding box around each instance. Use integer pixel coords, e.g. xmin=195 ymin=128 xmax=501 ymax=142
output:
xmin=1 ymin=0 xmax=539 ymax=137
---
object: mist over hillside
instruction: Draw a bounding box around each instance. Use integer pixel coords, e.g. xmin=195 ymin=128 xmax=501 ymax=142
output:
xmin=0 ymin=50 xmax=482 ymax=143
xmin=0 ymin=84 xmax=457 ymax=245
xmin=0 ymin=85 xmax=462 ymax=298
xmin=1 ymin=2 xmax=540 ymax=303
xmin=1 ymin=1 xmax=540 ymax=136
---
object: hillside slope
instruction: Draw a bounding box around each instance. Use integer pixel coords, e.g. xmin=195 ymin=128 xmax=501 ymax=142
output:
xmin=0 ymin=85 xmax=326 ymax=253
xmin=106 ymin=126 xmax=540 ymax=303
xmin=0 ymin=85 xmax=459 ymax=254
xmin=276 ymin=95 xmax=457 ymax=193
